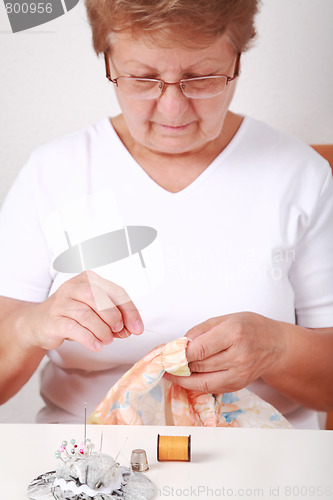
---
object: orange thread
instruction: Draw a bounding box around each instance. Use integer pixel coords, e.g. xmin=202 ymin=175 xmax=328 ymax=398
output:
xmin=157 ymin=435 xmax=191 ymax=462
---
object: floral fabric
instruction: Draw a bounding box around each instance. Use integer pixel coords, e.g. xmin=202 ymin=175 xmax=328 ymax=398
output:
xmin=88 ymin=337 xmax=292 ymax=428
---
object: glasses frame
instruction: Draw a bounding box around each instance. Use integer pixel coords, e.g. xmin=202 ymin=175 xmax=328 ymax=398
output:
xmin=104 ymin=52 xmax=241 ymax=99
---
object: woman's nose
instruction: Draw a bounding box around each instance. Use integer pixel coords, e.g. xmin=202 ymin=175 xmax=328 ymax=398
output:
xmin=156 ymin=82 xmax=191 ymax=120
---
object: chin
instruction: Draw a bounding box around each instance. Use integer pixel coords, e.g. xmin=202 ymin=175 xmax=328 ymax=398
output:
xmin=151 ymin=142 xmax=198 ymax=155
xmin=146 ymin=135 xmax=204 ymax=155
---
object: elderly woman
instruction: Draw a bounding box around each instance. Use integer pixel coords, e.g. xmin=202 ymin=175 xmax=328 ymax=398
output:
xmin=0 ymin=0 xmax=332 ymax=429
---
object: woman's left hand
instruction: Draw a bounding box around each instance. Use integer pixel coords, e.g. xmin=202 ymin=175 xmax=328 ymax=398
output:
xmin=164 ymin=312 xmax=287 ymax=394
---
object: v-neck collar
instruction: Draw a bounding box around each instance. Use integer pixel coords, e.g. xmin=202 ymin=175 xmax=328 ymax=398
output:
xmin=100 ymin=115 xmax=250 ymax=198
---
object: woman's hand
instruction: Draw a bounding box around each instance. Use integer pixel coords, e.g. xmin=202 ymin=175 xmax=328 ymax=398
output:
xmin=24 ymin=270 xmax=143 ymax=353
xmin=164 ymin=312 xmax=286 ymax=394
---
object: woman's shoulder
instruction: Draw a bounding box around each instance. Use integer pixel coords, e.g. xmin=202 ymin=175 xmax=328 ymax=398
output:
xmin=239 ymin=116 xmax=331 ymax=183
xmin=19 ymin=118 xmax=119 ymax=188
xmin=30 ymin=118 xmax=114 ymax=161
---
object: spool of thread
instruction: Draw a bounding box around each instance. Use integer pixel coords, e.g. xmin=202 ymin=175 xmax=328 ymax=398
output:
xmin=157 ymin=435 xmax=191 ymax=462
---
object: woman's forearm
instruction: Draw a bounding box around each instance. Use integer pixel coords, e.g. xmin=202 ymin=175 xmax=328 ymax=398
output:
xmin=262 ymin=323 xmax=333 ymax=411
xmin=0 ymin=299 xmax=46 ymax=404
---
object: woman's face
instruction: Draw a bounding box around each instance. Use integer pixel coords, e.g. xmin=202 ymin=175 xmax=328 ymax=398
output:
xmin=109 ymin=32 xmax=239 ymax=155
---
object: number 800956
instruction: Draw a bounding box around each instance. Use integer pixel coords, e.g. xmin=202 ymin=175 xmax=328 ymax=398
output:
xmin=5 ymin=3 xmax=53 ymax=14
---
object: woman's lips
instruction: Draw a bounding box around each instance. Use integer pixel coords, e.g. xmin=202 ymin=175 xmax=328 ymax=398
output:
xmin=158 ymin=122 xmax=192 ymax=132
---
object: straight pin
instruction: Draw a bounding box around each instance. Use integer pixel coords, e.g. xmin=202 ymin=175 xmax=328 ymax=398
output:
xmin=84 ymin=403 xmax=87 ymax=445
xmin=115 ymin=436 xmax=129 ymax=462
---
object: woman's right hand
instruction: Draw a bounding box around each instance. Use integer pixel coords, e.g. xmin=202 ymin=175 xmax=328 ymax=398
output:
xmin=25 ymin=270 xmax=143 ymax=352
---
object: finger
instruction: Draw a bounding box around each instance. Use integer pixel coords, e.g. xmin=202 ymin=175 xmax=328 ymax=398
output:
xmin=59 ymin=317 xmax=104 ymax=352
xmin=65 ymin=280 xmax=125 ymax=336
xmin=66 ymin=299 xmax=114 ymax=345
xmin=186 ymin=324 xmax=232 ymax=363
xmin=113 ymin=325 xmax=131 ymax=339
xmin=188 ymin=348 xmax=232 ymax=373
xmin=163 ymin=371 xmax=231 ymax=394
xmin=186 ymin=317 xmax=223 ymax=340
xmin=84 ymin=271 xmax=144 ymax=335
xmin=117 ymin=300 xmax=144 ymax=335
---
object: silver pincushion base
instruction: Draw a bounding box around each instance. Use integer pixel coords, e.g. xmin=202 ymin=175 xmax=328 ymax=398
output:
xmin=27 ymin=453 xmax=154 ymax=500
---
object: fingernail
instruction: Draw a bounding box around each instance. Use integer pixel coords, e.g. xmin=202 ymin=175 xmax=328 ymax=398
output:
xmin=94 ymin=341 xmax=103 ymax=351
xmin=117 ymin=329 xmax=130 ymax=339
xmin=132 ymin=320 xmax=144 ymax=334
xmin=113 ymin=321 xmax=124 ymax=333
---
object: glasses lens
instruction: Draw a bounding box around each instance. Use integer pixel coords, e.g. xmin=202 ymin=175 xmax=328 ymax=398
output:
xmin=116 ymin=78 xmax=161 ymax=99
xmin=181 ymin=76 xmax=228 ymax=98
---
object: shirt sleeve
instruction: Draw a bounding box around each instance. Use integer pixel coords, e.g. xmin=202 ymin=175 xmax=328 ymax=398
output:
xmin=290 ymin=166 xmax=333 ymax=328
xmin=0 ymin=158 xmax=52 ymax=302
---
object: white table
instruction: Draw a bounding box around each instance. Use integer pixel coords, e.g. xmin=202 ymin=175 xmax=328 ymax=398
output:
xmin=1 ymin=424 xmax=332 ymax=499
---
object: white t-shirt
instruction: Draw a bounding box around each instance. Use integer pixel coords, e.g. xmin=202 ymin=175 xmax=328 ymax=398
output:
xmin=1 ymin=116 xmax=332 ymax=428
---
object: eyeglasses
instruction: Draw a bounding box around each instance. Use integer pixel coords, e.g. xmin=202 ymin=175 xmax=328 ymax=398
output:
xmin=104 ymin=52 xmax=241 ymax=100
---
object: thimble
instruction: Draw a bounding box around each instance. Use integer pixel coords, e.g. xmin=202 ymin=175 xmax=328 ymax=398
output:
xmin=131 ymin=449 xmax=149 ymax=471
